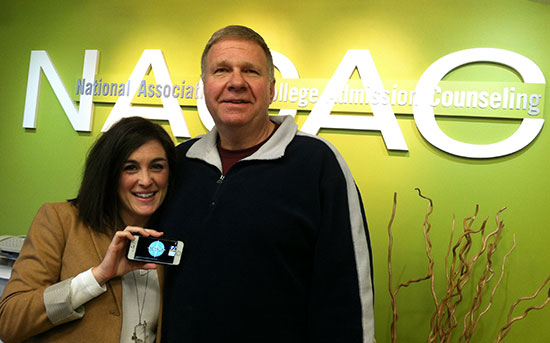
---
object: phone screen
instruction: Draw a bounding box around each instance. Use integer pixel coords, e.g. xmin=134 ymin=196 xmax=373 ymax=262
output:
xmin=132 ymin=236 xmax=181 ymax=264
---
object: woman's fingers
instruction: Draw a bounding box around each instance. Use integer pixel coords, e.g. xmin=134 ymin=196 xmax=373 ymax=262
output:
xmin=93 ymin=227 xmax=163 ymax=285
xmin=110 ymin=228 xmax=162 ymax=246
xmin=122 ymin=226 xmax=164 ymax=238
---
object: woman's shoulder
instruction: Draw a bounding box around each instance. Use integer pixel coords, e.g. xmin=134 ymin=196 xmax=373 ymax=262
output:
xmin=38 ymin=201 xmax=78 ymax=215
xmin=33 ymin=201 xmax=82 ymax=229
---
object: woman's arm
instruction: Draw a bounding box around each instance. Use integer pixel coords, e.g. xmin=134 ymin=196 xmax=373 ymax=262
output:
xmin=0 ymin=203 xmax=70 ymax=342
xmin=0 ymin=203 xmax=163 ymax=343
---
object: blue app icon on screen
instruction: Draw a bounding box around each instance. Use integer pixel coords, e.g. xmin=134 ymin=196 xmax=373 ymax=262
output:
xmin=148 ymin=240 xmax=165 ymax=257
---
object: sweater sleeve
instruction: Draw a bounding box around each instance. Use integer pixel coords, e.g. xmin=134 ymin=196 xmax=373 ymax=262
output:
xmin=307 ymin=151 xmax=375 ymax=343
xmin=0 ymin=203 xmax=90 ymax=342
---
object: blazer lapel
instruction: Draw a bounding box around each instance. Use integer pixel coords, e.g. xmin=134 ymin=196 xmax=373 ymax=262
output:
xmin=89 ymin=229 xmax=123 ymax=316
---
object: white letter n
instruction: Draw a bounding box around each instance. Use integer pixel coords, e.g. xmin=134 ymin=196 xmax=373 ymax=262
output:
xmin=22 ymin=50 xmax=99 ymax=131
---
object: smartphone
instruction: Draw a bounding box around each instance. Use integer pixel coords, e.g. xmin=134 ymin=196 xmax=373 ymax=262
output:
xmin=127 ymin=235 xmax=183 ymax=266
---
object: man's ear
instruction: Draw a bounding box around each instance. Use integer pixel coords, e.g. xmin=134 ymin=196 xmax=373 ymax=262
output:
xmin=269 ymin=80 xmax=276 ymax=104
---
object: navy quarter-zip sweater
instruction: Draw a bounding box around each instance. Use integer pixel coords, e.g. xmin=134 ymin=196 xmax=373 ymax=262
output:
xmin=160 ymin=115 xmax=374 ymax=343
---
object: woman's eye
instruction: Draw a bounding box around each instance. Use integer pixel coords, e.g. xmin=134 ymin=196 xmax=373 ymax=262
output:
xmin=123 ymin=164 xmax=137 ymax=172
xmin=151 ymin=163 xmax=165 ymax=170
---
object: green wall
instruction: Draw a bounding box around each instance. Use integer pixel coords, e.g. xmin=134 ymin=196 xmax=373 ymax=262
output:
xmin=1 ymin=0 xmax=549 ymax=342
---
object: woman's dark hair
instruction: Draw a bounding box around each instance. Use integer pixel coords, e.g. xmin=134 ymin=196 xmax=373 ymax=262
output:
xmin=72 ymin=117 xmax=176 ymax=233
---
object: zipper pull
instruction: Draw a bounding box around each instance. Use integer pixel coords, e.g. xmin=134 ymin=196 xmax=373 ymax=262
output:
xmin=216 ymin=175 xmax=225 ymax=184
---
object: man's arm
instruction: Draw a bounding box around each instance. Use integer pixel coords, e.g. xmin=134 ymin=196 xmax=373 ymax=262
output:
xmin=307 ymin=147 xmax=375 ymax=343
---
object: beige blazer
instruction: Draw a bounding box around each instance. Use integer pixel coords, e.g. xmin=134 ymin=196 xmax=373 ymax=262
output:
xmin=0 ymin=202 xmax=161 ymax=343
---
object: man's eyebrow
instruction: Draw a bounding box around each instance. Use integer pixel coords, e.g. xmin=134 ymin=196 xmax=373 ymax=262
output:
xmin=212 ymin=60 xmax=260 ymax=70
xmin=212 ymin=60 xmax=229 ymax=67
xmin=240 ymin=62 xmax=259 ymax=70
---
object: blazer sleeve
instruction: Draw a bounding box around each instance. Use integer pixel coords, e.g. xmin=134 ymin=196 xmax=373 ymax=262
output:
xmin=0 ymin=203 xmax=85 ymax=343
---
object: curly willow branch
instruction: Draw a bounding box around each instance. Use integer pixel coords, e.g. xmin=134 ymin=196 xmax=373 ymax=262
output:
xmin=494 ymin=274 xmax=550 ymax=342
xmin=472 ymin=234 xmax=516 ymax=332
xmin=415 ymin=188 xmax=439 ymax=310
xmin=428 ymin=205 xmax=489 ymax=343
xmin=388 ymin=191 xmax=434 ymax=343
xmin=459 ymin=208 xmax=508 ymax=343
xmin=387 ymin=191 xmax=548 ymax=343
xmin=388 ymin=192 xmax=399 ymax=343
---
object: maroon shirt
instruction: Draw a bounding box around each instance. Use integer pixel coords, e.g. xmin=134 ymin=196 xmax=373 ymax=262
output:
xmin=217 ymin=122 xmax=280 ymax=175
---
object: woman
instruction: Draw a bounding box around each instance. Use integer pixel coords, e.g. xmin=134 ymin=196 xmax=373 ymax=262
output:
xmin=0 ymin=117 xmax=176 ymax=343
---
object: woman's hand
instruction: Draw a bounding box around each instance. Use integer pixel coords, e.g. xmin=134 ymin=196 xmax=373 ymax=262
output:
xmin=91 ymin=226 xmax=163 ymax=286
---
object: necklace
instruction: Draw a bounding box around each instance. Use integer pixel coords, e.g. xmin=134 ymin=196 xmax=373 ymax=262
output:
xmin=131 ymin=270 xmax=149 ymax=343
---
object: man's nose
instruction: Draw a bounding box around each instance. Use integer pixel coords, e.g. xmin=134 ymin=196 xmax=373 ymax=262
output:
xmin=227 ymin=71 xmax=246 ymax=89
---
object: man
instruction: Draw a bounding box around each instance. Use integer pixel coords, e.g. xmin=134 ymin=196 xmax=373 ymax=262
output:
xmin=160 ymin=25 xmax=374 ymax=343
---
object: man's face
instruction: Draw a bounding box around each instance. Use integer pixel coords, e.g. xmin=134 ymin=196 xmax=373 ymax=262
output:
xmin=203 ymin=39 xmax=275 ymax=130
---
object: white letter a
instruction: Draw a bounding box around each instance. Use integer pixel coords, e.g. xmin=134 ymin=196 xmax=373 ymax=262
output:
xmin=301 ymin=50 xmax=407 ymax=151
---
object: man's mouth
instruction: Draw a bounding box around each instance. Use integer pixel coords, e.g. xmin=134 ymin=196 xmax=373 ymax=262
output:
xmin=224 ymin=100 xmax=250 ymax=104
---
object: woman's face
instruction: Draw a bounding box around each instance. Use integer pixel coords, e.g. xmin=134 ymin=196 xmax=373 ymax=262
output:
xmin=118 ymin=139 xmax=169 ymax=227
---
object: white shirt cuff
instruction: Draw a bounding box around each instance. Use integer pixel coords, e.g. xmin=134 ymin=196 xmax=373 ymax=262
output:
xmin=69 ymin=268 xmax=107 ymax=309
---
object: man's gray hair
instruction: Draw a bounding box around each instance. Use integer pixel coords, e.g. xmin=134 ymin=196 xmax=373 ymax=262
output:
xmin=200 ymin=25 xmax=275 ymax=82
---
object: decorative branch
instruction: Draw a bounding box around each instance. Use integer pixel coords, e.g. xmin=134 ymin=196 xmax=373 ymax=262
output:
xmin=386 ymin=189 xmax=550 ymax=343
xmin=445 ymin=215 xmax=456 ymax=288
xmin=415 ymin=188 xmax=439 ymax=311
xmin=388 ymin=192 xmax=433 ymax=343
xmin=471 ymin=235 xmax=516 ymax=333
xmin=428 ymin=206 xmax=493 ymax=343
xmin=460 ymin=208 xmax=507 ymax=343
xmin=388 ymin=192 xmax=399 ymax=343
xmin=494 ymin=275 xmax=550 ymax=342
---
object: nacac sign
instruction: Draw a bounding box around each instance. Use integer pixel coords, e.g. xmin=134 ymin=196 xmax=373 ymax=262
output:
xmin=22 ymin=48 xmax=546 ymax=159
